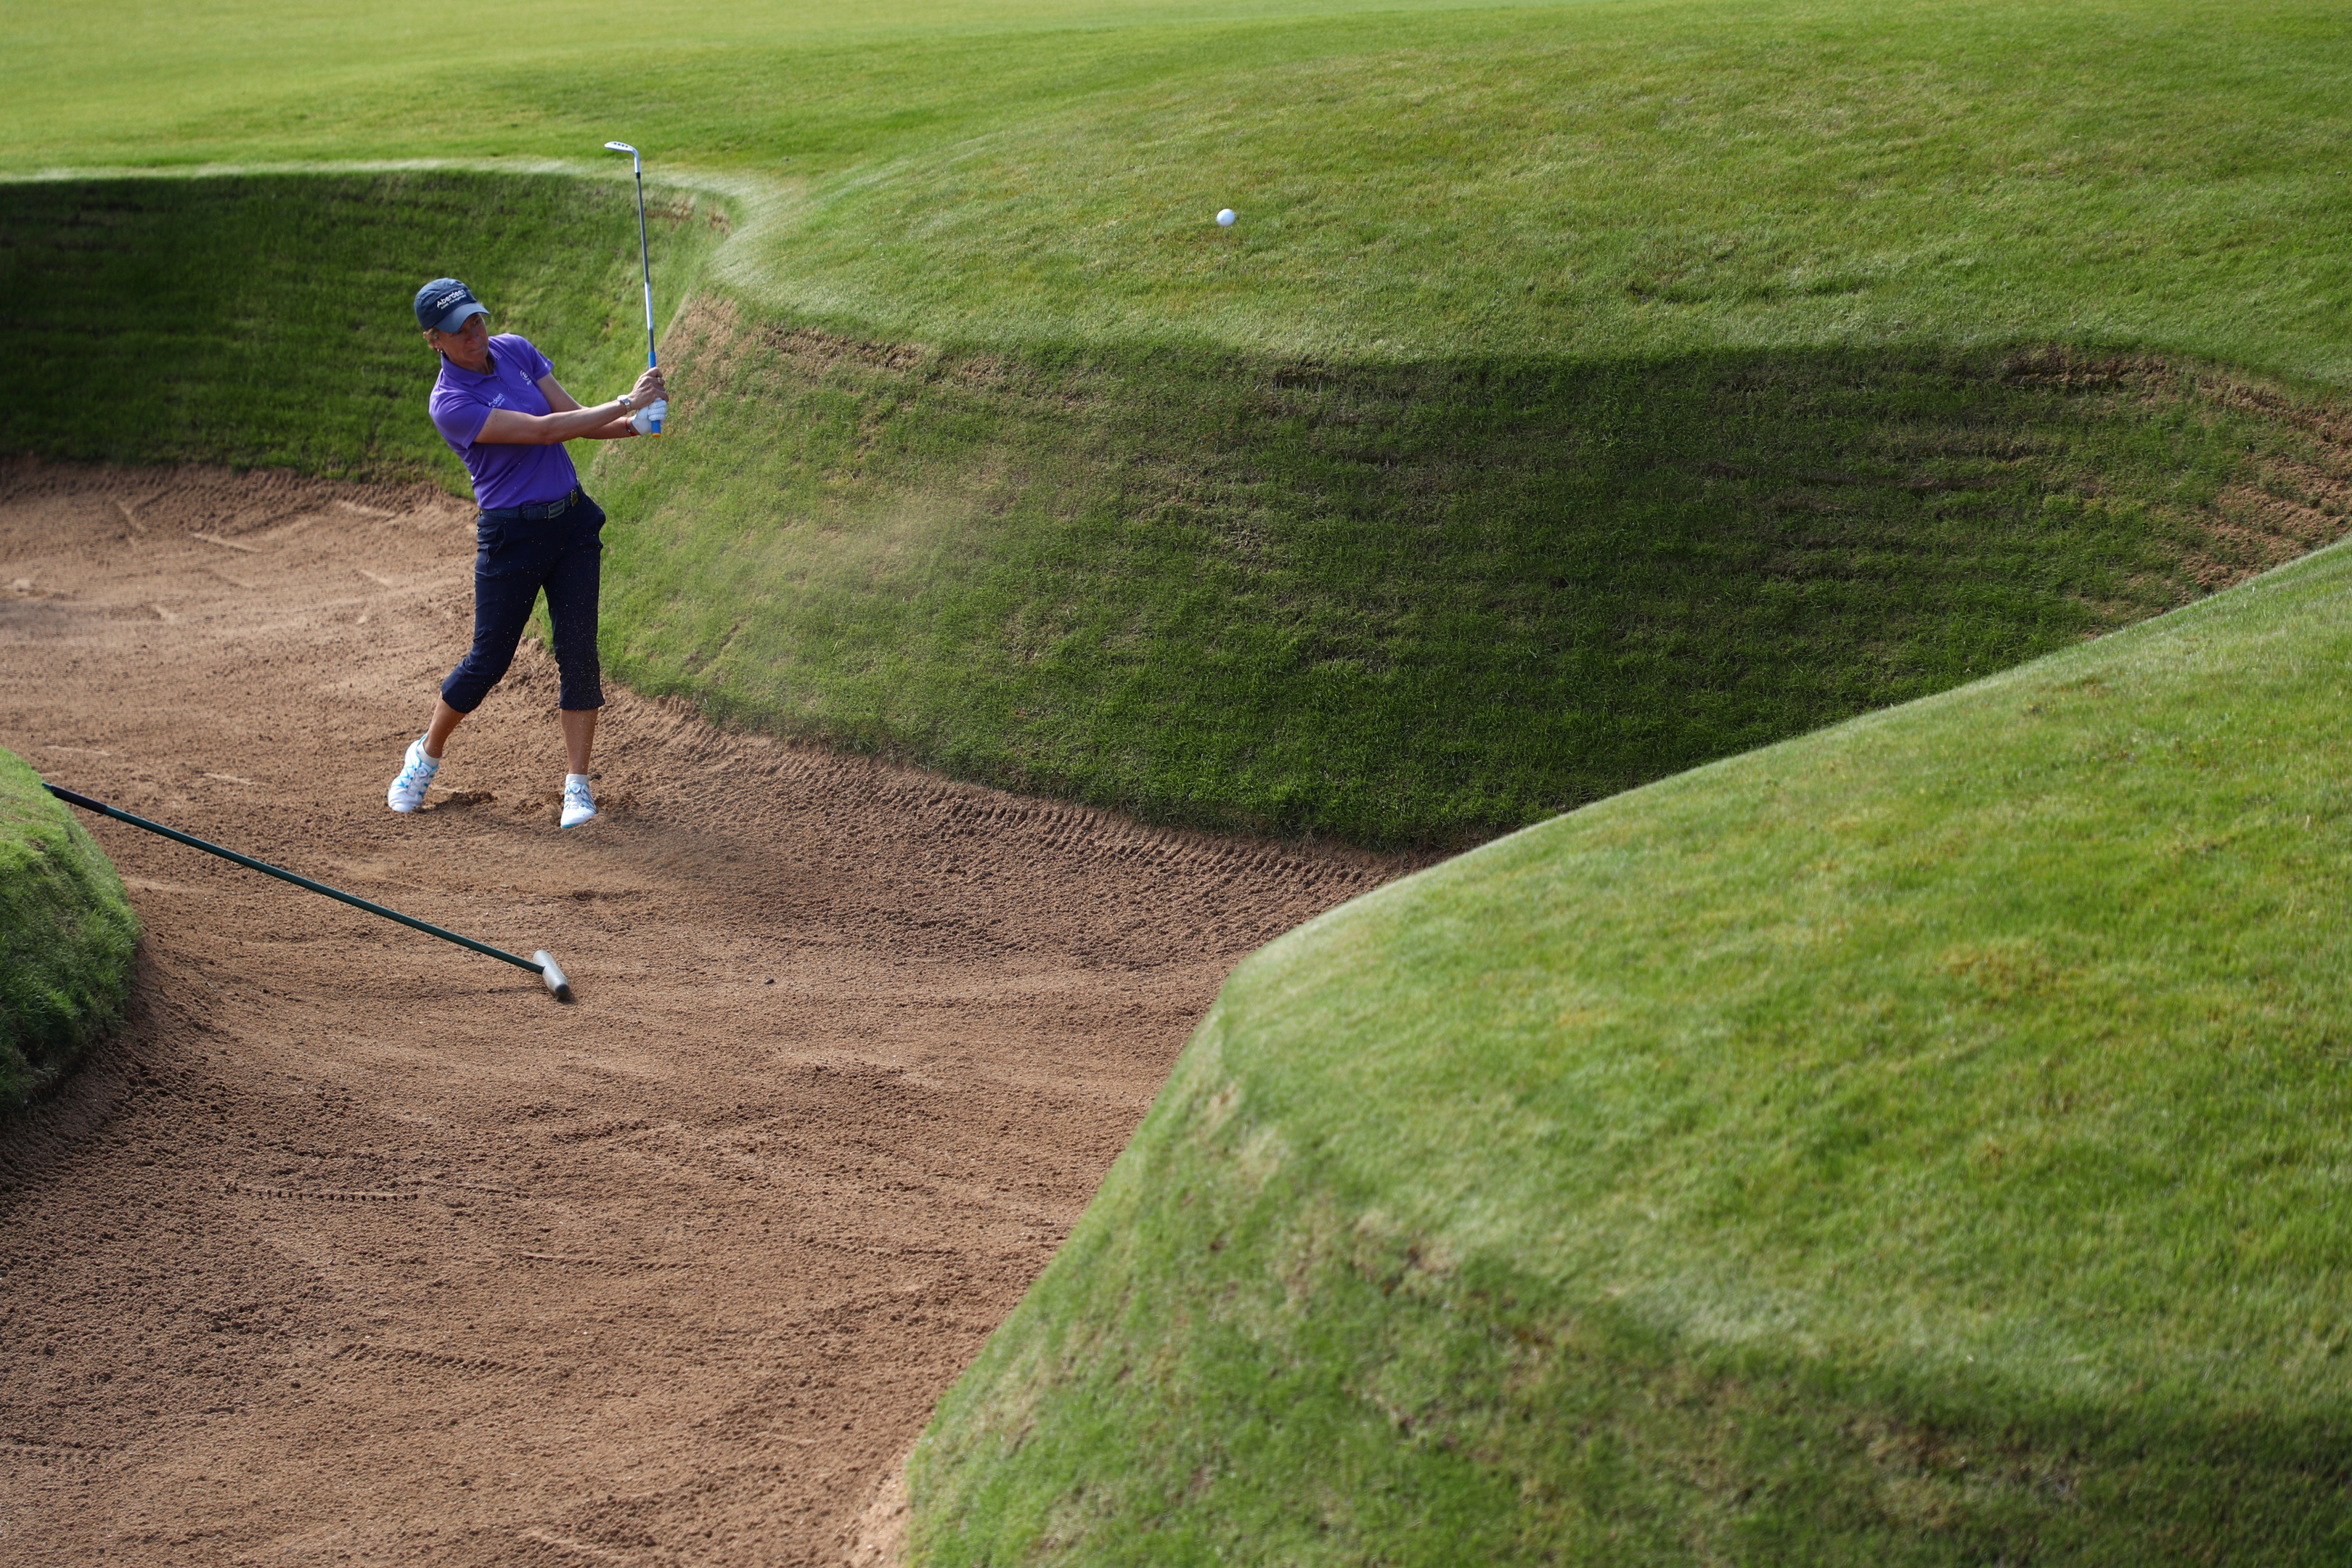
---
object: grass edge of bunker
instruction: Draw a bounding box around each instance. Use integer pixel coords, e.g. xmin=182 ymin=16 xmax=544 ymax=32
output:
xmin=0 ymin=746 xmax=138 ymax=1107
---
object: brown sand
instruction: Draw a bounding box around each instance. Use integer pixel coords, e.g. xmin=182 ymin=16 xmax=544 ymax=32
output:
xmin=0 ymin=462 xmax=1405 ymax=1565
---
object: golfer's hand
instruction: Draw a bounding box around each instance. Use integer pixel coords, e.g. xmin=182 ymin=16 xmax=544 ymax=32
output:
xmin=629 ymin=366 xmax=667 ymax=406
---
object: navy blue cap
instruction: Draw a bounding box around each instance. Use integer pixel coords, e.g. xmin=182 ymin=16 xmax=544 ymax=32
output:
xmin=414 ymin=277 xmax=489 ymax=334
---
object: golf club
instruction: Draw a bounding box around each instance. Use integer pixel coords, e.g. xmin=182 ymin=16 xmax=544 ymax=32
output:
xmin=603 ymin=139 xmax=665 ymax=436
xmin=46 ymin=782 xmax=573 ymax=1002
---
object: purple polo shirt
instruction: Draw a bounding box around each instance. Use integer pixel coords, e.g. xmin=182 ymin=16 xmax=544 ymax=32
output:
xmin=428 ymin=334 xmax=581 ymax=510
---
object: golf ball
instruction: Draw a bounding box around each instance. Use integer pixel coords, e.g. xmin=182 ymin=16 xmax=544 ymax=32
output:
xmin=1216 ymin=208 xmax=1237 ymax=227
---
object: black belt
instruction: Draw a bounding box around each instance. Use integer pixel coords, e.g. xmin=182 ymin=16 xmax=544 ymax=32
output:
xmin=491 ymin=486 xmax=584 ymax=523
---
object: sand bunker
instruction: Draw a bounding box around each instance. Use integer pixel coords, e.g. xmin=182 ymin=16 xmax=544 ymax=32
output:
xmin=0 ymin=460 xmax=1400 ymax=1565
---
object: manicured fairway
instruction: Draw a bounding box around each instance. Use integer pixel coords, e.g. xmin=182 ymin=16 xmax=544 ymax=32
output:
xmin=9 ymin=2 xmax=2351 ymax=375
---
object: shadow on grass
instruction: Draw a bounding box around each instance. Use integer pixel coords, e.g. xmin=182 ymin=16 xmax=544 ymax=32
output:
xmin=0 ymin=173 xmax=724 ymax=483
xmin=598 ymin=306 xmax=2351 ymax=846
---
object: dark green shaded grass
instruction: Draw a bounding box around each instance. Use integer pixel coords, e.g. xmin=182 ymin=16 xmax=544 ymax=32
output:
xmin=599 ymin=313 xmax=2343 ymax=844
xmin=0 ymin=748 xmax=136 ymax=1106
xmin=907 ymin=536 xmax=2352 ymax=1565
xmin=0 ymin=172 xmax=723 ymax=483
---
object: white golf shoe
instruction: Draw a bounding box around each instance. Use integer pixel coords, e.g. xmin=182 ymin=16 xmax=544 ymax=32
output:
xmin=385 ymin=737 xmax=439 ymax=813
xmin=560 ymin=774 xmax=597 ymax=829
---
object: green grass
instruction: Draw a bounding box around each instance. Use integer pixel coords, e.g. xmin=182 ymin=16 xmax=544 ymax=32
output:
xmin=732 ymin=0 xmax=2352 ymax=376
xmin=0 ymin=749 xmax=138 ymax=1106
xmin=8 ymin=2 xmax=2350 ymax=375
xmin=909 ymin=533 xmax=2352 ymax=1565
xmin=7 ymin=0 xmax=2351 ymax=841
xmin=0 ymin=171 xmax=724 ymax=481
xmin=598 ymin=325 xmax=2346 ymax=842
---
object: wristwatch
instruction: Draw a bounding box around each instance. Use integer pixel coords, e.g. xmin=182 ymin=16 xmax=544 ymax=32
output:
xmin=617 ymin=393 xmax=634 ymax=413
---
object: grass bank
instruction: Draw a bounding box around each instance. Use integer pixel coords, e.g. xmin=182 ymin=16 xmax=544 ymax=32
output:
xmin=0 ymin=750 xmax=137 ymax=1106
xmin=599 ymin=315 xmax=2348 ymax=844
xmin=907 ymin=533 xmax=2352 ymax=1564
xmin=0 ymin=170 xmax=724 ymax=483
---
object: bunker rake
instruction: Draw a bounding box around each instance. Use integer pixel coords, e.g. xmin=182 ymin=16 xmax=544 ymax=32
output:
xmin=46 ymin=782 xmax=574 ymax=1002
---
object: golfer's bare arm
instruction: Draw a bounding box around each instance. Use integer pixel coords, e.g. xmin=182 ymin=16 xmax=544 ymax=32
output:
xmin=473 ymin=367 xmax=665 ymax=445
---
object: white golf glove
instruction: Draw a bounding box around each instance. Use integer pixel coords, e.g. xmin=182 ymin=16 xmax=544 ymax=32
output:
xmin=629 ymin=399 xmax=667 ymax=438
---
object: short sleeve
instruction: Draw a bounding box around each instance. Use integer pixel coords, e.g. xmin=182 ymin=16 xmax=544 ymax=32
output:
xmin=430 ymin=386 xmax=490 ymax=452
xmin=511 ymin=335 xmax=555 ymax=383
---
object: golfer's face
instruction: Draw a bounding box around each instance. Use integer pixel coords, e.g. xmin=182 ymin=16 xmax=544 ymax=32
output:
xmin=428 ymin=313 xmax=490 ymax=363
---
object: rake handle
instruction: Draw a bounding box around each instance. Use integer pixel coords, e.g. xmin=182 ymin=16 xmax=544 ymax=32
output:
xmin=44 ymin=783 xmax=542 ymax=974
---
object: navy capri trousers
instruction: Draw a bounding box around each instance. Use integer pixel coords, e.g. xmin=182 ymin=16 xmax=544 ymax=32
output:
xmin=441 ymin=486 xmax=605 ymax=714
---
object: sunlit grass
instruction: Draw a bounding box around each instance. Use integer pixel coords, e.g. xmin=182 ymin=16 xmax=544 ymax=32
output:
xmin=9 ymin=3 xmax=2347 ymax=375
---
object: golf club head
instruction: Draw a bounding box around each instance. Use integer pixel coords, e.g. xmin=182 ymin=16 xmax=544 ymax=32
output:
xmin=604 ymin=140 xmax=641 ymax=172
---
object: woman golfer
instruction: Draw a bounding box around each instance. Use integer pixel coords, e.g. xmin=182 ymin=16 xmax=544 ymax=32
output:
xmin=386 ymin=278 xmax=665 ymax=828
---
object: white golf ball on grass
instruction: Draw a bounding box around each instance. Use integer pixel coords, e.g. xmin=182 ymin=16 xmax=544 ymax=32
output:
xmin=1216 ymin=208 xmax=1237 ymax=226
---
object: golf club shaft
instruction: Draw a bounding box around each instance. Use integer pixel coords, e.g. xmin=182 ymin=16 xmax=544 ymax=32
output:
xmin=44 ymin=783 xmax=540 ymax=974
xmin=634 ymin=166 xmax=656 ymax=368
